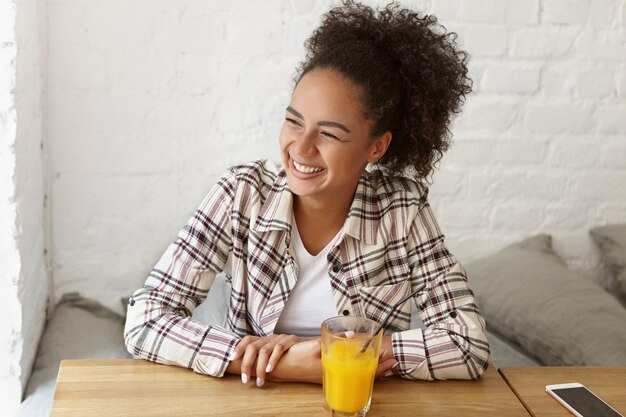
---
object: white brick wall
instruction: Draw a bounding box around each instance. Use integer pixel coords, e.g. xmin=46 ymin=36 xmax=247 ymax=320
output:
xmin=45 ymin=0 xmax=626 ymax=317
xmin=0 ymin=0 xmax=48 ymax=413
xmin=431 ymin=0 xmax=626 ymax=283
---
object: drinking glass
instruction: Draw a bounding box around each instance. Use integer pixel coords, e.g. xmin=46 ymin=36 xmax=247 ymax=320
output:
xmin=321 ymin=316 xmax=382 ymax=417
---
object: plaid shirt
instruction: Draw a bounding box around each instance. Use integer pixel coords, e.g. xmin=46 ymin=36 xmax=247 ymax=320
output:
xmin=125 ymin=160 xmax=490 ymax=381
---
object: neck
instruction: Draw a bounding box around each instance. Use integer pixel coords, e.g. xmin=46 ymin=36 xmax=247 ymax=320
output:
xmin=291 ymin=193 xmax=353 ymax=256
xmin=293 ymin=190 xmax=355 ymax=233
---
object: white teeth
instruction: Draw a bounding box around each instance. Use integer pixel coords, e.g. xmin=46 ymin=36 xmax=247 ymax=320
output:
xmin=293 ymin=160 xmax=323 ymax=174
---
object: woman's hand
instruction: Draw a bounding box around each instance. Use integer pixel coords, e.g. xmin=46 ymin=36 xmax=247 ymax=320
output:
xmin=342 ymin=333 xmax=398 ymax=378
xmin=376 ymin=335 xmax=399 ymax=378
xmin=230 ymin=334 xmax=302 ymax=387
xmin=267 ymin=338 xmax=322 ymax=384
xmin=268 ymin=336 xmax=398 ymax=383
xmin=376 ymin=347 xmax=399 ymax=378
xmin=226 ymin=334 xmax=398 ymax=386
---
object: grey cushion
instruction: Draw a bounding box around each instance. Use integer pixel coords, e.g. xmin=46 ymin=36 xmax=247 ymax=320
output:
xmin=192 ymin=273 xmax=231 ymax=326
xmin=485 ymin=330 xmax=540 ymax=368
xmin=16 ymin=293 xmax=131 ymax=417
xmin=590 ymin=224 xmax=626 ymax=306
xmin=410 ymin=285 xmax=539 ymax=368
xmin=466 ymin=234 xmax=626 ymax=366
xmin=120 ymin=273 xmax=231 ymax=326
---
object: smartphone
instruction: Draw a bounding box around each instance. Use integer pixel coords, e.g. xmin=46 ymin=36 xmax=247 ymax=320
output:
xmin=546 ymin=382 xmax=624 ymax=417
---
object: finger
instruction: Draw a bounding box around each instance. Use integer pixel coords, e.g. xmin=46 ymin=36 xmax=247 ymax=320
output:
xmin=240 ymin=343 xmax=260 ymax=384
xmin=378 ymin=348 xmax=397 ymax=368
xmin=257 ymin=344 xmax=278 ymax=387
xmin=376 ymin=366 xmax=395 ymax=378
xmin=264 ymin=335 xmax=299 ymax=376
xmin=375 ymin=358 xmax=398 ymax=378
xmin=265 ymin=342 xmax=289 ymax=375
xmin=391 ymin=361 xmax=400 ymax=375
xmin=232 ymin=335 xmax=257 ymax=362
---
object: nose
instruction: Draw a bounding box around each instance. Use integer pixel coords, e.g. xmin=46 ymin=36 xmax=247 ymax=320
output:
xmin=291 ymin=129 xmax=317 ymax=157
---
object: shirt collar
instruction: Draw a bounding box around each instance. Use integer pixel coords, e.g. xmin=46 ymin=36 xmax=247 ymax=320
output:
xmin=343 ymin=173 xmax=380 ymax=245
xmin=253 ymin=169 xmax=293 ymax=233
xmin=252 ymin=168 xmax=381 ymax=245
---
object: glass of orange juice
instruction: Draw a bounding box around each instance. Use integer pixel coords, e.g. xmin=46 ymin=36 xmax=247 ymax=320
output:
xmin=321 ymin=316 xmax=382 ymax=416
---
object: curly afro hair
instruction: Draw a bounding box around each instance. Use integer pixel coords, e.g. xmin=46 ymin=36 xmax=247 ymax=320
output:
xmin=296 ymin=0 xmax=472 ymax=181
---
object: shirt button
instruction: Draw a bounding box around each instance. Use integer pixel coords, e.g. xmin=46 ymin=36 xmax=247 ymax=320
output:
xmin=332 ymin=265 xmax=340 ymax=273
xmin=129 ymin=298 xmax=135 ymax=306
xmin=342 ymin=310 xmax=350 ymax=316
xmin=449 ymin=311 xmax=457 ymax=319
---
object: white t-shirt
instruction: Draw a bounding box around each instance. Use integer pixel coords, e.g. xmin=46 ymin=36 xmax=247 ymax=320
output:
xmin=273 ymin=219 xmax=341 ymax=337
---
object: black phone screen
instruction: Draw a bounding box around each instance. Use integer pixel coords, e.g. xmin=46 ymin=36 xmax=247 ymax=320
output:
xmin=552 ymin=387 xmax=623 ymax=417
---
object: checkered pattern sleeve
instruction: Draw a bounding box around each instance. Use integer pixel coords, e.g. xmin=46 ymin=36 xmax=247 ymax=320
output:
xmin=391 ymin=203 xmax=490 ymax=381
xmin=124 ymin=169 xmax=240 ymax=377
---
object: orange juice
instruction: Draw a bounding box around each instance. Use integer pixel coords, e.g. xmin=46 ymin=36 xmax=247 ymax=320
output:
xmin=322 ymin=338 xmax=378 ymax=414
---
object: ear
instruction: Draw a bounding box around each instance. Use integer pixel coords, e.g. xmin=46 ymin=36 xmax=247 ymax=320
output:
xmin=367 ymin=131 xmax=392 ymax=163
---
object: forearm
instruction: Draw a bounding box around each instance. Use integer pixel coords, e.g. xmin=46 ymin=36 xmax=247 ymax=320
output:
xmin=226 ymin=338 xmax=322 ymax=384
xmin=226 ymin=354 xmax=322 ymax=384
xmin=267 ymin=335 xmax=395 ymax=383
xmin=226 ymin=335 xmax=394 ymax=384
xmin=269 ymin=348 xmax=323 ymax=383
xmin=125 ymin=288 xmax=239 ymax=377
xmin=404 ymin=217 xmax=490 ymax=380
xmin=391 ymin=311 xmax=489 ymax=381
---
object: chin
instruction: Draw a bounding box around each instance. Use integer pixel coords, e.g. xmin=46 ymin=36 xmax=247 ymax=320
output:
xmin=286 ymin=179 xmax=310 ymax=196
xmin=286 ymin=177 xmax=321 ymax=197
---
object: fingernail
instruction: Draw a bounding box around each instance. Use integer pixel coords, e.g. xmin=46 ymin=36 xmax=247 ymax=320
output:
xmin=265 ymin=364 xmax=272 ymax=373
xmin=383 ymin=371 xmax=393 ymax=377
xmin=256 ymin=377 xmax=263 ymax=387
xmin=391 ymin=361 xmax=400 ymax=369
xmin=229 ymin=350 xmax=237 ymax=361
xmin=241 ymin=373 xmax=248 ymax=384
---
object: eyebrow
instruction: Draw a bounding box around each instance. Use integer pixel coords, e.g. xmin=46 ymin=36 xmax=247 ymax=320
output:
xmin=286 ymin=106 xmax=351 ymax=133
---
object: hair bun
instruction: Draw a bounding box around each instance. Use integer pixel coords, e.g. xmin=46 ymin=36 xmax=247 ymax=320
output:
xmin=297 ymin=0 xmax=471 ymax=180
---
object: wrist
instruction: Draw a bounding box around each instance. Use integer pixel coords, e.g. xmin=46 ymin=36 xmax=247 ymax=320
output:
xmin=268 ymin=350 xmax=321 ymax=383
xmin=225 ymin=358 xmax=245 ymax=376
xmin=267 ymin=340 xmax=322 ymax=384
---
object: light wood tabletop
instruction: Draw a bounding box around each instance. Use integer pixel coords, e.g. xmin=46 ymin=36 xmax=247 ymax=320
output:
xmin=499 ymin=366 xmax=626 ymax=417
xmin=50 ymin=359 xmax=529 ymax=416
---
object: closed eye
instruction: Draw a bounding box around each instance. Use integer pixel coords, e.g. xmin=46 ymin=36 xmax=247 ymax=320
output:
xmin=285 ymin=117 xmax=302 ymax=126
xmin=321 ymin=131 xmax=340 ymax=140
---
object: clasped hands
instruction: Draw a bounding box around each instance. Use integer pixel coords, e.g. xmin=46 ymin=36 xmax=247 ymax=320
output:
xmin=225 ymin=334 xmax=399 ymax=387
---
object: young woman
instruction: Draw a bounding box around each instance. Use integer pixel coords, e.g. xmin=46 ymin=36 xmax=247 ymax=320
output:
xmin=125 ymin=0 xmax=490 ymax=388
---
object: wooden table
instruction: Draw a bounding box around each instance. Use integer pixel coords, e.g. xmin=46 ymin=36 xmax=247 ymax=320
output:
xmin=50 ymin=359 xmax=529 ymax=416
xmin=500 ymin=367 xmax=626 ymax=417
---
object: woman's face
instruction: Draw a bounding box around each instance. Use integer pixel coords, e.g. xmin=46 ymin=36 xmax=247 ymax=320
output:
xmin=279 ymin=68 xmax=390 ymax=205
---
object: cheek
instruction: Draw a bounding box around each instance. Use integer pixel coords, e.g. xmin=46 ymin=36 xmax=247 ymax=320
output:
xmin=278 ymin=126 xmax=289 ymax=148
xmin=329 ymin=147 xmax=371 ymax=174
xmin=322 ymin=148 xmax=351 ymax=171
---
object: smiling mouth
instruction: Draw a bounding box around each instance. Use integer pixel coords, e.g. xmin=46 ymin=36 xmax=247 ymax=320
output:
xmin=293 ymin=160 xmax=324 ymax=174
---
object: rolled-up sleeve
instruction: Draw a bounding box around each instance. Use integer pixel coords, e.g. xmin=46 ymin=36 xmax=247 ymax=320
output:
xmin=391 ymin=203 xmax=490 ymax=381
xmin=124 ymin=170 xmax=240 ymax=377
